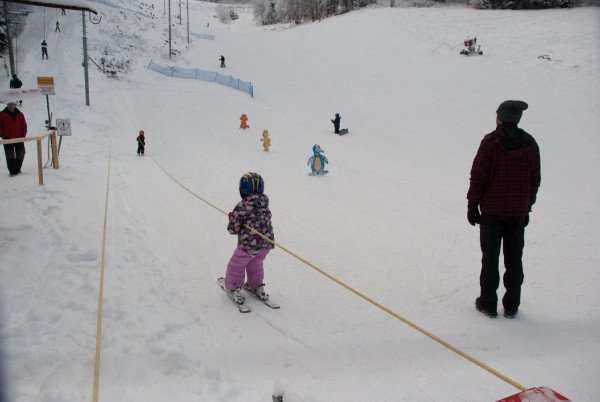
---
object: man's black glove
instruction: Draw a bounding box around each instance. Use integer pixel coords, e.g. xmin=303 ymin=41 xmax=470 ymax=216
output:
xmin=467 ymin=204 xmax=481 ymax=226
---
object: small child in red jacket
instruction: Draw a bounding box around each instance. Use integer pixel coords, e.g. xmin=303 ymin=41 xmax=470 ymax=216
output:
xmin=136 ymin=130 xmax=145 ymax=156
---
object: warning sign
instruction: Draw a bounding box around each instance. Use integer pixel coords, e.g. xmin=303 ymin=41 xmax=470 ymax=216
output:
xmin=56 ymin=119 xmax=72 ymax=136
xmin=37 ymin=76 xmax=55 ymax=95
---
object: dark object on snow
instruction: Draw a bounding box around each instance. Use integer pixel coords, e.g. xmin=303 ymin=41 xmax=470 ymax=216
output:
xmin=9 ymin=74 xmax=22 ymax=89
xmin=219 ymin=55 xmax=225 ymax=68
xmin=331 ymin=113 xmax=340 ymax=133
xmin=338 ymin=128 xmax=349 ymax=135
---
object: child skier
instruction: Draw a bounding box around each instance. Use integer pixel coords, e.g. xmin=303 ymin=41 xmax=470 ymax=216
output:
xmin=9 ymin=74 xmax=22 ymax=89
xmin=331 ymin=113 xmax=340 ymax=134
xmin=136 ymin=130 xmax=145 ymax=155
xmin=41 ymin=40 xmax=48 ymax=59
xmin=224 ymin=172 xmax=275 ymax=304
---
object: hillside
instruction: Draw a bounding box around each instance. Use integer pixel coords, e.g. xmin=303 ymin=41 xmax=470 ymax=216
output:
xmin=1 ymin=1 xmax=599 ymax=401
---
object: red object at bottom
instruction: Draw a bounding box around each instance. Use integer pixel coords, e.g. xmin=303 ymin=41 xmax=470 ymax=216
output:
xmin=497 ymin=387 xmax=571 ymax=402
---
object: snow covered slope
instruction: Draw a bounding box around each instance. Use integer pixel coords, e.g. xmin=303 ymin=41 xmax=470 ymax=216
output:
xmin=1 ymin=1 xmax=599 ymax=401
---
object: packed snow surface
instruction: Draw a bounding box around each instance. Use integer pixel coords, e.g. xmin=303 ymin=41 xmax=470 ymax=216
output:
xmin=1 ymin=1 xmax=599 ymax=401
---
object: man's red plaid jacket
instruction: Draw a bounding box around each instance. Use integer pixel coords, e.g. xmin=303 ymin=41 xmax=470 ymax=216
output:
xmin=468 ymin=125 xmax=541 ymax=217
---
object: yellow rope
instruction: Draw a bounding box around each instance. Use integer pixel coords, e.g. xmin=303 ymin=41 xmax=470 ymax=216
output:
xmin=148 ymin=154 xmax=228 ymax=215
xmin=146 ymin=154 xmax=526 ymax=392
xmin=92 ymin=134 xmax=112 ymax=402
xmin=114 ymin=85 xmax=526 ymax=392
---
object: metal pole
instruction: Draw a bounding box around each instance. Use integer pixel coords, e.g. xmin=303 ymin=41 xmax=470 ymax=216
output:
xmin=14 ymin=29 xmax=17 ymax=74
xmin=82 ymin=11 xmax=90 ymax=106
xmin=3 ymin=1 xmax=15 ymax=75
xmin=45 ymin=94 xmax=57 ymax=168
xmin=43 ymin=8 xmax=46 ymax=40
xmin=179 ymin=0 xmax=181 ymax=25
xmin=186 ymin=0 xmax=189 ymax=44
xmin=46 ymin=95 xmax=51 ymax=128
xmin=168 ymin=0 xmax=171 ymax=58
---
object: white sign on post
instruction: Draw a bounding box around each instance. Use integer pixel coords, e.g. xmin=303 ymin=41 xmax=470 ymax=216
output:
xmin=56 ymin=119 xmax=72 ymax=136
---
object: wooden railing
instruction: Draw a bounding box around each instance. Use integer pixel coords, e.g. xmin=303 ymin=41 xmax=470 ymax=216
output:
xmin=0 ymin=130 xmax=59 ymax=185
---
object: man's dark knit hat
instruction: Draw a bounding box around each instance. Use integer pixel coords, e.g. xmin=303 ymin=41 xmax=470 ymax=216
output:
xmin=496 ymin=100 xmax=528 ymax=124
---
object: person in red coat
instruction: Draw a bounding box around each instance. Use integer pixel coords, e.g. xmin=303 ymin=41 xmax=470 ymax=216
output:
xmin=136 ymin=130 xmax=146 ymax=156
xmin=0 ymin=101 xmax=28 ymax=176
xmin=467 ymin=100 xmax=541 ymax=319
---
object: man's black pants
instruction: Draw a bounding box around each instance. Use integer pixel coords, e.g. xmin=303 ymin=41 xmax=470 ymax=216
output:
xmin=3 ymin=143 xmax=25 ymax=175
xmin=479 ymin=214 xmax=529 ymax=311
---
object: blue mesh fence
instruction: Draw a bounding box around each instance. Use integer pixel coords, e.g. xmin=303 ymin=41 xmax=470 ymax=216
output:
xmin=147 ymin=60 xmax=254 ymax=98
xmin=190 ymin=32 xmax=215 ymax=41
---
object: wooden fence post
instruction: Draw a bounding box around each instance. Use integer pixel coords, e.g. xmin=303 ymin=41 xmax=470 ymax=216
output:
xmin=50 ymin=131 xmax=59 ymax=169
xmin=36 ymin=139 xmax=44 ymax=185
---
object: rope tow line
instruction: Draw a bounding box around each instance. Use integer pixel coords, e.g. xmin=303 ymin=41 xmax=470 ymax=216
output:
xmin=114 ymin=87 xmax=526 ymax=393
xmin=92 ymin=133 xmax=112 ymax=402
xmin=146 ymin=154 xmax=526 ymax=392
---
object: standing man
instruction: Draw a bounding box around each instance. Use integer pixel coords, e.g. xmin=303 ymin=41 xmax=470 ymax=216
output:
xmin=0 ymin=101 xmax=28 ymax=176
xmin=467 ymin=100 xmax=540 ymax=319
xmin=219 ymin=55 xmax=226 ymax=68
xmin=55 ymin=20 xmax=60 ymax=32
xmin=41 ymin=40 xmax=49 ymax=59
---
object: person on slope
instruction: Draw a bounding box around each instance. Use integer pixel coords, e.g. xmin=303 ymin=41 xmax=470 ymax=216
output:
xmin=223 ymin=172 xmax=275 ymax=305
xmin=136 ymin=130 xmax=145 ymax=156
xmin=0 ymin=101 xmax=28 ymax=176
xmin=467 ymin=100 xmax=540 ymax=319
xmin=331 ymin=113 xmax=340 ymax=134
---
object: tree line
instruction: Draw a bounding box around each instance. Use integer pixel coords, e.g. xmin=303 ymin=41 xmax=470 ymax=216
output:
xmin=252 ymin=0 xmax=595 ymax=25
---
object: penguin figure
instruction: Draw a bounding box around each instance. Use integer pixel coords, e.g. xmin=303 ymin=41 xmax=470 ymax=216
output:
xmin=307 ymin=144 xmax=329 ymax=176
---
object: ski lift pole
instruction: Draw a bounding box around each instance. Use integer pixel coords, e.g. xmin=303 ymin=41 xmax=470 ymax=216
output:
xmin=82 ymin=11 xmax=90 ymax=106
xmin=186 ymin=0 xmax=189 ymax=44
xmin=44 ymin=95 xmax=57 ymax=168
xmin=168 ymin=0 xmax=172 ymax=58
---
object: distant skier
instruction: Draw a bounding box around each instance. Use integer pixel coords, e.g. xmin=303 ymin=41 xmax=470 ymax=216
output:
xmin=136 ymin=130 xmax=145 ymax=155
xmin=222 ymin=172 xmax=275 ymax=305
xmin=61 ymin=8 xmax=66 ymax=15
xmin=9 ymin=74 xmax=22 ymax=89
xmin=331 ymin=113 xmax=340 ymax=134
xmin=41 ymin=40 xmax=48 ymax=59
xmin=219 ymin=55 xmax=225 ymax=68
xmin=55 ymin=21 xmax=60 ymax=32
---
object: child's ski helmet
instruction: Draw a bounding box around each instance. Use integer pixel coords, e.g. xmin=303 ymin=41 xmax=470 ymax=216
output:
xmin=239 ymin=172 xmax=264 ymax=198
